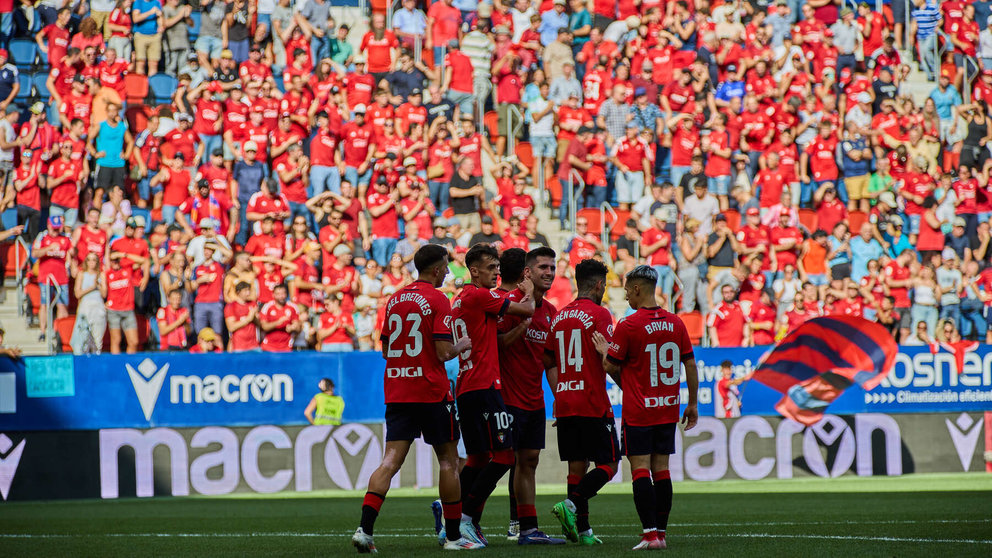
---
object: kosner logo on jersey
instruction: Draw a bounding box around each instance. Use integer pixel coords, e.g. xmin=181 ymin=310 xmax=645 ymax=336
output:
xmin=126 ymin=358 xmax=294 ymax=421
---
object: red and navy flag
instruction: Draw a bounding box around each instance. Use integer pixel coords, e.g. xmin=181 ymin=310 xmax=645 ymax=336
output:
xmin=752 ymin=316 xmax=897 ymax=426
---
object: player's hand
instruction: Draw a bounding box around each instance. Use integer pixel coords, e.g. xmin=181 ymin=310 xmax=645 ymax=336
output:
xmin=453 ymin=336 xmax=472 ymax=354
xmin=681 ymin=404 xmax=698 ymax=431
xmin=517 ymin=276 xmax=534 ymax=297
xmin=591 ymin=331 xmax=608 ymax=357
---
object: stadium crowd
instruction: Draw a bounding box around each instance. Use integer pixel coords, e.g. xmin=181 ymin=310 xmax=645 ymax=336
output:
xmin=2 ymin=0 xmax=992 ymax=353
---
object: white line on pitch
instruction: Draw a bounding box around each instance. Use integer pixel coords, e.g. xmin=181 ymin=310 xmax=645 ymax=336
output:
xmin=1 ymin=532 xmax=990 ymax=545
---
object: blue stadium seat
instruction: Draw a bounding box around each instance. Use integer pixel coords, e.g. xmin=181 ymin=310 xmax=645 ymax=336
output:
xmin=9 ymin=39 xmax=37 ymax=70
xmin=32 ymin=73 xmax=49 ymax=99
xmin=189 ymin=11 xmax=201 ymax=42
xmin=148 ymin=74 xmax=177 ymax=104
xmin=15 ymin=71 xmax=32 ymax=101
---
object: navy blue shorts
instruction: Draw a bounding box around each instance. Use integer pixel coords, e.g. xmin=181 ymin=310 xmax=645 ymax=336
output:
xmin=621 ymin=422 xmax=677 ymax=456
xmin=557 ymin=415 xmax=621 ymax=464
xmin=456 ymin=389 xmax=514 ymax=455
xmin=508 ymin=405 xmax=545 ymax=451
xmin=385 ymin=400 xmax=459 ymax=446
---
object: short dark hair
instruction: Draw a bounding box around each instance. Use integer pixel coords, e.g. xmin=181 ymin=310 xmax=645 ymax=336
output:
xmin=626 ymin=265 xmax=658 ymax=288
xmin=575 ymin=259 xmax=608 ymax=292
xmin=465 ymin=243 xmax=499 ymax=269
xmin=499 ymin=248 xmax=527 ymax=284
xmin=721 ymin=360 xmax=733 ymax=368
xmin=273 ymin=282 xmax=289 ymax=293
xmin=414 ymin=244 xmax=449 ymax=274
xmin=525 ymin=246 xmax=556 ymax=267
xmin=235 ymin=281 xmax=251 ymax=293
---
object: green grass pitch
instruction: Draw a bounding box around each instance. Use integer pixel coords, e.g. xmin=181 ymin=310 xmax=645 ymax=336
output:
xmin=2 ymin=473 xmax=990 ymax=557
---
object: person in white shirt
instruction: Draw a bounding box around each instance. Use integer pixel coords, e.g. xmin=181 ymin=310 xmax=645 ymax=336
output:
xmin=682 ymin=181 xmax=720 ymax=237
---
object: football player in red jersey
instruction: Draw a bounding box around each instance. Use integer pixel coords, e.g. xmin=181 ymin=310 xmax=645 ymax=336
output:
xmin=605 ymin=265 xmax=699 ymax=551
xmin=450 ymin=243 xmax=535 ymax=544
xmin=546 ymin=259 xmax=620 ymax=546
xmin=497 ymin=247 xmax=565 ymax=545
xmin=354 ymin=245 xmax=482 ymax=553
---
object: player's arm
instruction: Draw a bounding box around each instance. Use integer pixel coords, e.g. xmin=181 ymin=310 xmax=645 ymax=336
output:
xmin=497 ymin=318 xmax=531 ymax=347
xmin=505 ymin=277 xmax=536 ymax=317
xmin=682 ymin=356 xmax=699 ymax=431
xmin=435 ymin=336 xmax=470 ymax=362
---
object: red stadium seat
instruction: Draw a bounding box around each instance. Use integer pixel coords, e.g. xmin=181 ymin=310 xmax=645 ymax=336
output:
xmin=125 ymin=105 xmax=149 ymax=135
xmin=798 ymin=209 xmax=818 ymax=232
xmin=24 ymin=281 xmax=40 ymax=317
xmin=54 ymin=315 xmax=76 ymax=352
xmin=679 ymin=311 xmax=705 ymax=345
xmin=576 ymin=208 xmax=604 ymax=235
xmin=123 ymin=73 xmax=149 ymax=105
xmin=723 ymin=209 xmax=741 ymax=232
xmin=484 ymin=111 xmax=500 ymax=138
xmin=3 ymin=241 xmax=28 ymax=279
xmin=610 ymin=208 xmax=631 ymax=240
xmin=441 ymin=207 xmax=454 ymax=220
xmin=514 ymin=142 xmax=534 ymax=169
xmin=847 ymin=210 xmax=867 ymax=234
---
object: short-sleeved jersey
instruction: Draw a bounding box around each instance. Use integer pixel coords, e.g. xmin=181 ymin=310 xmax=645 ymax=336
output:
xmin=452 ymin=284 xmax=510 ymax=396
xmin=260 ymin=301 xmax=298 ymax=352
xmin=382 ymin=280 xmax=455 ymax=404
xmin=607 ymin=307 xmax=694 ymax=426
xmin=545 ymin=297 xmax=615 ymax=419
xmin=498 ymin=290 xmax=557 ymax=411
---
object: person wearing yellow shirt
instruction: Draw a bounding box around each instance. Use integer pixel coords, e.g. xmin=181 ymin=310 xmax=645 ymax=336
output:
xmin=304 ymin=378 xmax=345 ymax=425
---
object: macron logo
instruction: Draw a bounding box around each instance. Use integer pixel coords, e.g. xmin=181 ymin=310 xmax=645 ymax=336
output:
xmin=945 ymin=413 xmax=983 ymax=472
xmin=127 ymin=359 xmax=169 ymax=421
xmin=0 ymin=433 xmax=25 ymax=500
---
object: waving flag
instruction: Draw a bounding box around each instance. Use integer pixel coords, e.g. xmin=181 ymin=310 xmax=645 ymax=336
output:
xmin=751 ymin=316 xmax=897 ymax=426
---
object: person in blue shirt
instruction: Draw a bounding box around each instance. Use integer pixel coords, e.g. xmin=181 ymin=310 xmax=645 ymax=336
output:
xmin=232 ymin=141 xmax=269 ymax=245
xmin=539 ymin=0 xmax=569 ymax=47
xmin=714 ymin=65 xmax=745 ymax=107
xmin=849 ymin=223 xmax=884 ymax=283
xmin=929 ymin=71 xmax=962 ymax=141
xmin=568 ymin=0 xmax=591 ymax=78
xmin=132 ymin=0 xmax=164 ymax=76
xmin=882 ymin=215 xmax=914 ymax=258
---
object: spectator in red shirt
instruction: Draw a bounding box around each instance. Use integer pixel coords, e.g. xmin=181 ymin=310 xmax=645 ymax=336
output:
xmin=33 ymin=215 xmax=72 ymax=339
xmin=224 ymin=280 xmax=261 ymax=352
xmin=708 ymin=284 xmax=749 ymax=347
xmin=260 ymin=282 xmax=301 ymax=352
xmin=317 ymin=294 xmax=356 ymax=352
xmin=157 ymin=288 xmax=191 ymax=350
xmin=749 ymin=289 xmax=777 ymax=346
xmin=192 ymin=241 xmax=226 ymax=334
xmin=611 ymin=122 xmax=651 ymax=211
xmin=189 ymin=327 xmax=223 ymax=353
xmin=105 ymin=252 xmax=140 ymax=354
xmin=360 ymin=14 xmax=399 ymax=82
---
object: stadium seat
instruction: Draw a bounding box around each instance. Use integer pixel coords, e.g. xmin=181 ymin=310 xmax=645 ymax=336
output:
xmin=15 ymin=71 xmax=32 ymax=102
xmin=847 ymin=210 xmax=867 ymax=234
xmin=189 ymin=10 xmax=201 ymax=42
xmin=124 ymin=74 xmax=149 ymax=105
xmin=148 ymin=74 xmax=177 ymax=105
xmin=3 ymin=241 xmax=28 ymax=279
xmin=483 ymin=111 xmax=499 ymax=138
xmin=9 ymin=39 xmax=37 ymax=70
xmin=32 ymin=73 xmax=49 ymax=98
xmin=577 ymin=207 xmax=603 ymax=235
xmin=609 ymin=209 xmax=629 ymax=239
xmin=441 ymin=207 xmax=454 ymax=220
xmin=125 ymin=105 xmax=150 ymax=134
xmin=54 ymin=315 xmax=76 ymax=353
xmin=24 ymin=281 xmax=40 ymax=320
xmin=679 ymin=311 xmax=705 ymax=345
xmin=798 ymin=208 xmax=818 ymax=232
xmin=723 ymin=209 xmax=740 ymax=231
xmin=514 ymin=141 xmax=534 ymax=169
